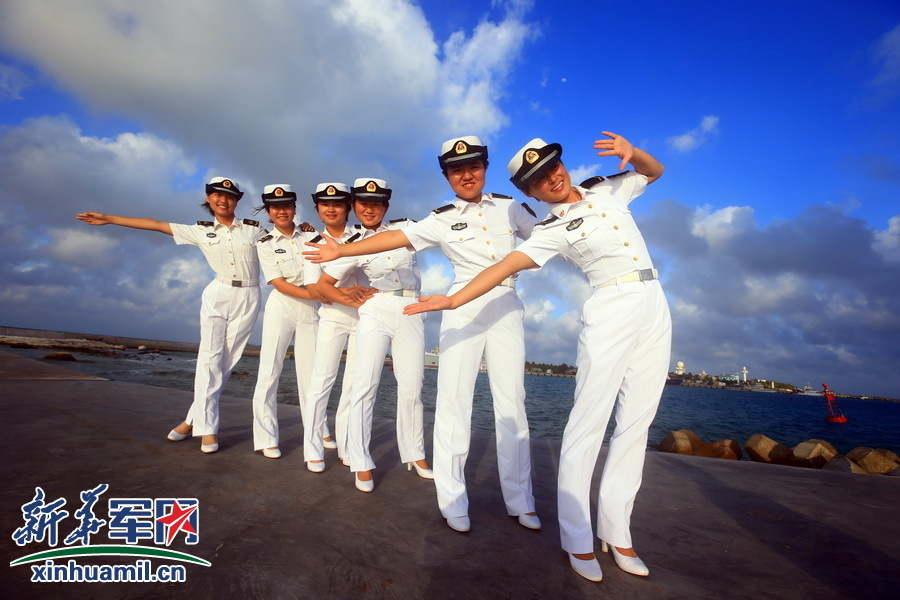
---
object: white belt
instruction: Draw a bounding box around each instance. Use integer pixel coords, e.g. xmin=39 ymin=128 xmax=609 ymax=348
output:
xmin=593 ymin=268 xmax=658 ymax=289
xmin=377 ymin=289 xmax=419 ymax=297
xmin=216 ymin=276 xmax=259 ymax=288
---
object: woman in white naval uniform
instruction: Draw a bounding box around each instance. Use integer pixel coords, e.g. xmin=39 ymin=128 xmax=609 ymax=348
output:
xmin=310 ymin=178 xmax=432 ymax=493
xmin=250 ymin=184 xmax=328 ymax=459
xmin=304 ymin=137 xmax=540 ymax=533
xmin=404 ymin=133 xmax=669 ymax=583
xmin=76 ymin=177 xmax=264 ymax=454
xmin=302 ymin=182 xmax=375 ymax=472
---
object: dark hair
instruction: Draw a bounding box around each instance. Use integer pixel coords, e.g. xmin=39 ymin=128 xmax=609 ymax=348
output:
xmin=254 ymin=200 xmax=296 ymax=215
xmin=200 ymin=201 xmax=214 ymax=215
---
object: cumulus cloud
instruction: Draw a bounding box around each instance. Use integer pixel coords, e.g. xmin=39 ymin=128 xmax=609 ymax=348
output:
xmin=874 ymin=215 xmax=900 ymax=263
xmin=0 ymin=0 xmax=536 ymax=216
xmin=873 ymin=23 xmax=900 ymax=88
xmin=45 ymin=228 xmax=120 ymax=266
xmin=667 ymin=115 xmax=719 ymax=152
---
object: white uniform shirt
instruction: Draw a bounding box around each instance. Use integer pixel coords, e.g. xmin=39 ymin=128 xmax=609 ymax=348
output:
xmin=323 ymin=220 xmax=420 ymax=292
xmin=308 ymin=224 xmax=371 ymax=323
xmin=257 ymin=227 xmax=320 ymax=286
xmin=403 ymin=193 xmax=537 ymax=284
xmin=515 ymin=171 xmax=655 ymax=287
xmin=170 ymin=218 xmax=264 ymax=283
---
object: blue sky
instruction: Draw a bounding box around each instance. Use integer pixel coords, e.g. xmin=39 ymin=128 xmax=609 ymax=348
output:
xmin=1 ymin=1 xmax=899 ymax=395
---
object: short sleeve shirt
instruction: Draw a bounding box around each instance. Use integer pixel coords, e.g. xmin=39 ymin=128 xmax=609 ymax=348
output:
xmin=257 ymin=227 xmax=321 ymax=286
xmin=169 ymin=218 xmax=264 ymax=282
xmin=403 ymin=193 xmax=538 ymax=284
xmin=516 ymin=172 xmax=654 ymax=286
xmin=323 ymin=220 xmax=420 ymax=291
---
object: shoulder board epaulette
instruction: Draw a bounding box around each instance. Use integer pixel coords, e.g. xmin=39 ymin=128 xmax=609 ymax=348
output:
xmin=345 ymin=232 xmax=362 ymax=243
xmin=579 ymin=176 xmax=606 ymax=189
xmin=606 ymin=171 xmax=629 ymax=180
xmin=196 ymin=220 xmax=214 ymax=227
xmin=243 ymin=219 xmax=260 ymax=227
xmin=353 ymin=224 xmax=363 ymax=229
xmin=491 ymin=192 xmax=512 ymax=199
xmin=433 ymin=204 xmax=455 ymax=214
xmin=262 ymin=229 xmax=269 ymax=234
xmin=389 ymin=217 xmax=409 ymax=224
xmin=537 ymin=215 xmax=559 ymax=227
xmin=310 ymin=234 xmax=323 ymax=243
xmin=258 ymin=234 xmax=273 ymax=243
xmin=520 ymin=202 xmax=537 ymax=218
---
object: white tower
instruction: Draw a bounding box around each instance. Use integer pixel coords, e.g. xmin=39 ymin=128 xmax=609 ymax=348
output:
xmin=675 ymin=360 xmax=685 ymax=375
xmin=741 ymin=366 xmax=749 ymax=383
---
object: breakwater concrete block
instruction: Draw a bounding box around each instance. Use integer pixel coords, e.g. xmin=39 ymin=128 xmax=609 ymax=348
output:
xmin=822 ymin=455 xmax=868 ymax=474
xmin=791 ymin=439 xmax=838 ymax=469
xmin=744 ymin=433 xmax=792 ymax=465
xmin=847 ymin=447 xmax=900 ymax=474
xmin=658 ymin=430 xmax=740 ymax=460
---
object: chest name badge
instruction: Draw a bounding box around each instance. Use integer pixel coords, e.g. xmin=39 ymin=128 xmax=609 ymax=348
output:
xmin=274 ymin=248 xmax=287 ymax=254
xmin=566 ymin=218 xmax=584 ymax=231
xmin=206 ymin=232 xmax=217 ymax=238
xmin=451 ymin=222 xmax=468 ymax=231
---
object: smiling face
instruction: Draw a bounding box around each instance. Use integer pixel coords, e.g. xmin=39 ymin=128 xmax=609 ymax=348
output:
xmin=354 ymin=199 xmax=388 ymax=229
xmin=445 ymin=161 xmax=486 ymax=201
xmin=315 ymin=199 xmax=349 ymax=228
xmin=525 ymin=160 xmax=575 ymax=204
xmin=205 ymin=191 xmax=239 ymax=218
xmin=266 ymin=202 xmax=296 ymax=230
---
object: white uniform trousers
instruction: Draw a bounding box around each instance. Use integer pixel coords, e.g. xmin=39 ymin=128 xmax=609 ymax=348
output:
xmin=251 ymin=290 xmax=319 ymax=450
xmin=433 ymin=285 xmax=535 ymax=519
xmin=558 ymin=279 xmax=671 ymax=554
xmin=186 ymin=279 xmax=260 ymax=436
xmin=302 ymin=317 xmax=358 ymax=461
xmin=347 ymin=294 xmax=426 ymax=472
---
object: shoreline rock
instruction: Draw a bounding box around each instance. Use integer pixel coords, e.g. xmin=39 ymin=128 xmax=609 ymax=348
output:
xmin=744 ymin=434 xmax=792 ymax=465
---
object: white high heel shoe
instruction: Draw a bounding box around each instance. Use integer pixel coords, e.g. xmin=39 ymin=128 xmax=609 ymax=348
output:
xmin=307 ymin=460 xmax=325 ymax=473
xmin=568 ymin=554 xmax=603 ymax=582
xmin=262 ymin=447 xmax=282 ymax=459
xmin=601 ymin=541 xmax=650 ymax=577
xmin=354 ymin=473 xmax=374 ymax=493
xmin=446 ymin=515 xmax=471 ymax=533
xmin=406 ymin=462 xmax=434 ymax=479
xmin=167 ymin=429 xmax=190 ymax=441
xmin=200 ymin=442 xmax=219 ymax=454
xmin=517 ymin=513 xmax=541 ymax=530
xmin=323 ymin=437 xmax=338 ymax=449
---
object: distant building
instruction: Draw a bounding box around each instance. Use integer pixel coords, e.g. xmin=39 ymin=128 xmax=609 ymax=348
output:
xmin=741 ymin=366 xmax=749 ymax=383
xmin=675 ymin=360 xmax=685 ymax=375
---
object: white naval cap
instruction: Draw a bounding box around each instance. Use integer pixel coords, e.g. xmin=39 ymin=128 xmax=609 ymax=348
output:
xmin=438 ymin=135 xmax=488 ymax=171
xmin=351 ymin=178 xmax=392 ymax=201
xmin=205 ymin=176 xmax=243 ymax=199
xmin=261 ymin=183 xmax=297 ymax=204
xmin=312 ymin=182 xmax=351 ymax=203
xmin=507 ymin=138 xmax=563 ymax=190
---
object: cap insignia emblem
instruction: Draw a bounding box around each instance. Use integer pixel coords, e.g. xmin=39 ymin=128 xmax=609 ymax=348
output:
xmin=274 ymin=187 xmax=284 ymax=197
xmin=455 ymin=141 xmax=468 ymax=154
xmin=524 ymin=150 xmax=539 ymax=165
xmin=366 ymin=181 xmax=377 ymax=193
xmin=326 ymin=185 xmax=336 ymax=196
xmin=222 ymin=179 xmax=232 ymax=188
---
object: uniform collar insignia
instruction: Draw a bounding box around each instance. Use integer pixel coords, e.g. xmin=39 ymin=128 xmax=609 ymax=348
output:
xmin=566 ymin=217 xmax=584 ymax=231
xmin=451 ymin=222 xmax=468 ymax=231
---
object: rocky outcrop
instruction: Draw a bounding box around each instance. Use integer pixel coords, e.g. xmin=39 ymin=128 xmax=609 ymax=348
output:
xmin=847 ymin=447 xmax=900 ymax=474
xmin=791 ymin=439 xmax=838 ymax=468
xmin=744 ymin=434 xmax=793 ymax=465
xmin=43 ymin=352 xmax=77 ymax=361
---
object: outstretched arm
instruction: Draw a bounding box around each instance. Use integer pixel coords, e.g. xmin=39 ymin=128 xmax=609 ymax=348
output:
xmin=76 ymin=212 xmax=173 ymax=235
xmin=593 ymin=131 xmax=664 ymax=183
xmin=404 ymin=251 xmax=537 ymax=315
xmin=304 ymin=230 xmax=411 ymax=263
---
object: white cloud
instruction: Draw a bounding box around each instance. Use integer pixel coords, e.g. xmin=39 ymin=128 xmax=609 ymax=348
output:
xmin=667 ymin=115 xmax=720 ymax=152
xmin=45 ymin=228 xmax=120 ymax=266
xmin=690 ymin=205 xmax=754 ymax=247
xmin=566 ymin=164 xmax=600 ymax=185
xmin=0 ymin=63 xmax=30 ymax=100
xmin=873 ymin=215 xmax=900 ymax=262
xmin=420 ymin=261 xmax=453 ymax=295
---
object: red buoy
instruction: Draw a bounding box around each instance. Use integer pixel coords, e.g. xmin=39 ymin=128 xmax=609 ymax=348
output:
xmin=823 ymin=384 xmax=848 ymax=424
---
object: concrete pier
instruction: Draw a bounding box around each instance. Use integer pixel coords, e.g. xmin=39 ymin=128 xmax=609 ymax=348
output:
xmin=1 ymin=350 xmax=897 ymax=598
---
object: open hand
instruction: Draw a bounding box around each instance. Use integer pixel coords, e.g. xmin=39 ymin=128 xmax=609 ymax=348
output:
xmin=303 ymin=234 xmax=341 ymax=263
xmin=403 ymin=295 xmax=453 ymax=315
xmin=593 ymin=131 xmax=634 ymax=171
xmin=344 ymin=286 xmax=377 ymax=305
xmin=76 ymin=211 xmax=111 ymax=226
